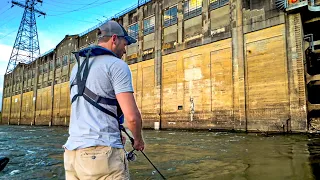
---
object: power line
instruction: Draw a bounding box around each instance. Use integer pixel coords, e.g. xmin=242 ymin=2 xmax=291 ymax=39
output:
xmin=0 ymin=30 xmax=17 ymax=40
xmin=0 ymin=16 xmax=18 ymax=28
xmin=45 ymin=0 xmax=104 ymax=6
xmin=0 ymin=3 xmax=10 ymax=12
xmin=46 ymin=0 xmax=118 ymax=16
xmin=46 ymin=0 xmax=102 ymax=16
xmin=44 ymin=16 xmax=98 ymax=24
xmin=0 ymin=6 xmax=13 ymax=17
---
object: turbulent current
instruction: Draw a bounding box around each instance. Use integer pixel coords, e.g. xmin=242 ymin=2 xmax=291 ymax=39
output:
xmin=0 ymin=125 xmax=319 ymax=180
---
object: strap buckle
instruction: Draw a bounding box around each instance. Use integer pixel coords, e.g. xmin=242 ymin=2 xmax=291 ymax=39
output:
xmin=94 ymin=95 xmax=101 ymax=103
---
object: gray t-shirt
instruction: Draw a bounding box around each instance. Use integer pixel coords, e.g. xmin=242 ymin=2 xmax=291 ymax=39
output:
xmin=64 ymin=54 xmax=133 ymax=150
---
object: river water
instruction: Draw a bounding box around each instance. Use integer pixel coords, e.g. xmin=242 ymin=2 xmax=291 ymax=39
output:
xmin=0 ymin=125 xmax=319 ymax=180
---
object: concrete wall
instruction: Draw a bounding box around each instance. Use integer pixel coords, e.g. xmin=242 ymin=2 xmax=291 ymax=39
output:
xmin=161 ymin=38 xmax=233 ymax=129
xmin=245 ymin=24 xmax=289 ymax=131
xmin=1 ymin=0 xmax=312 ymax=132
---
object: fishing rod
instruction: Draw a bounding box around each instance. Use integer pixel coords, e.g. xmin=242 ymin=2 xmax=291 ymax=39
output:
xmin=121 ymin=127 xmax=166 ymax=180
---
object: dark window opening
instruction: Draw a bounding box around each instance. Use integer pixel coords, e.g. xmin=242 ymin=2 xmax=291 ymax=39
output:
xmin=308 ymin=81 xmax=320 ymax=104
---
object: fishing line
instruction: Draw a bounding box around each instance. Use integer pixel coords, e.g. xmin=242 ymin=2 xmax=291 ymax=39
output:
xmin=121 ymin=127 xmax=166 ymax=180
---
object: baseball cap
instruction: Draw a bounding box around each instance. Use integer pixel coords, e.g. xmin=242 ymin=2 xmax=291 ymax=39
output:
xmin=98 ymin=20 xmax=137 ymax=45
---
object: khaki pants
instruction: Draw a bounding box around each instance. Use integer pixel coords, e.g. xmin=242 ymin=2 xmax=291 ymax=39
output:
xmin=64 ymin=146 xmax=129 ymax=180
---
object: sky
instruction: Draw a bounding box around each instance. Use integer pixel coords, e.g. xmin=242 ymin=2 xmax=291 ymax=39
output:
xmin=0 ymin=0 xmax=139 ymax=110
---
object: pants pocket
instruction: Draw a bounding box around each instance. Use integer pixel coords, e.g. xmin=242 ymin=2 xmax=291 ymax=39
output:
xmin=65 ymin=149 xmax=79 ymax=174
xmin=109 ymin=149 xmax=129 ymax=179
xmin=77 ymin=146 xmax=112 ymax=176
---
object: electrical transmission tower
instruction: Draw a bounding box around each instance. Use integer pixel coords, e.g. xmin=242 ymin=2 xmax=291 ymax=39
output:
xmin=6 ymin=0 xmax=45 ymax=74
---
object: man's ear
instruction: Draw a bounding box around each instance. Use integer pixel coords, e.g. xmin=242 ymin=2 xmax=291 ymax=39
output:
xmin=111 ymin=35 xmax=118 ymax=45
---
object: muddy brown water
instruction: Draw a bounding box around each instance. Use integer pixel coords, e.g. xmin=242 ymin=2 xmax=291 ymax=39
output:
xmin=0 ymin=125 xmax=319 ymax=180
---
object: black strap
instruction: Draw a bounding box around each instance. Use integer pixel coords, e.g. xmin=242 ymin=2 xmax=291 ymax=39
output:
xmin=70 ymin=48 xmax=123 ymax=120
xmin=78 ymin=50 xmax=91 ymax=95
xmin=82 ymin=94 xmax=118 ymax=119
xmin=83 ymin=88 xmax=119 ymax=106
xmin=71 ymin=87 xmax=118 ymax=105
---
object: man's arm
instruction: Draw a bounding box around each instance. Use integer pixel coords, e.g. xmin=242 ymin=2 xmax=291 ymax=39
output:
xmin=116 ymin=92 xmax=144 ymax=151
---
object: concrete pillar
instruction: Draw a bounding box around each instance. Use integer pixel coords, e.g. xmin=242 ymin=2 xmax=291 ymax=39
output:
xmin=202 ymin=0 xmax=210 ymax=43
xmin=47 ymin=56 xmax=50 ymax=82
xmin=154 ymin=0 xmax=163 ymax=128
xmin=123 ymin=14 xmax=129 ymax=62
xmin=231 ymin=0 xmax=246 ymax=131
xmin=177 ymin=1 xmax=184 ymax=45
xmin=138 ymin=6 xmax=144 ymax=62
xmin=1 ymin=75 xmax=6 ymax=124
xmin=50 ymin=52 xmax=57 ymax=126
xmin=8 ymin=74 xmax=13 ymax=125
xmin=286 ymin=13 xmax=307 ymax=132
xmin=18 ymin=65 xmax=25 ymax=125
xmin=32 ymin=59 xmax=39 ymax=126
xmin=155 ymin=1 xmax=162 ymax=86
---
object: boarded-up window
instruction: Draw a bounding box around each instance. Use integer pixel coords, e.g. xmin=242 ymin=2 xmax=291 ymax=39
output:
xmin=164 ymin=5 xmax=178 ymax=27
xmin=184 ymin=0 xmax=202 ymax=19
xmin=210 ymin=0 xmax=229 ymax=10
xmin=144 ymin=16 xmax=155 ymax=35
xmin=128 ymin=23 xmax=139 ymax=39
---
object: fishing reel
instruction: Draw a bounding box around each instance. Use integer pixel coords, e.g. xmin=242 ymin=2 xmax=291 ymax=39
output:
xmin=125 ymin=149 xmax=137 ymax=161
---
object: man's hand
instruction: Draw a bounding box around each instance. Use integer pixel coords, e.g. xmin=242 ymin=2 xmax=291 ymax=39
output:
xmin=133 ymin=138 xmax=145 ymax=151
xmin=116 ymin=92 xmax=144 ymax=150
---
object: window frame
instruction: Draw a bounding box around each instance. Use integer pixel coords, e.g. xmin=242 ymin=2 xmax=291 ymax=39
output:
xmin=63 ymin=55 xmax=68 ymax=66
xmin=128 ymin=23 xmax=139 ymax=40
xmin=184 ymin=0 xmax=203 ymax=20
xmin=164 ymin=5 xmax=178 ymax=28
xmin=43 ymin=63 xmax=48 ymax=73
xmin=143 ymin=15 xmax=155 ymax=35
xmin=70 ymin=55 xmax=76 ymax=64
xmin=39 ymin=64 xmax=43 ymax=74
xmin=56 ymin=58 xmax=61 ymax=68
xmin=209 ymin=0 xmax=229 ymax=11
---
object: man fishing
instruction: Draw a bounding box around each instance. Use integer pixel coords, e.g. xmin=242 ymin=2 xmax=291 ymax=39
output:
xmin=63 ymin=20 xmax=144 ymax=180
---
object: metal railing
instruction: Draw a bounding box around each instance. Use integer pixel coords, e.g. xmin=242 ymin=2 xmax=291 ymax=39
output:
xmin=79 ymin=0 xmax=152 ymax=37
xmin=41 ymin=48 xmax=54 ymax=57
xmin=37 ymin=0 xmax=152 ymax=61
